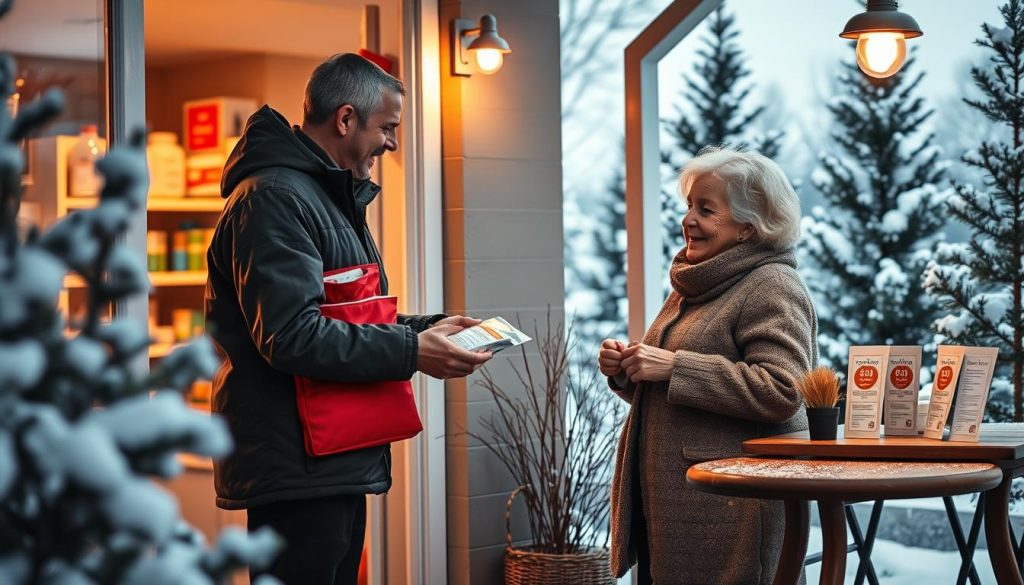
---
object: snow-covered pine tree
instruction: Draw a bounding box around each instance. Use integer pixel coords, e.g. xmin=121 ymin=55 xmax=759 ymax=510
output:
xmin=0 ymin=3 xmax=282 ymax=580
xmin=564 ymin=165 xmax=628 ymax=352
xmin=561 ymin=0 xmax=661 ymax=360
xmin=924 ymin=0 xmax=1024 ymax=422
xmin=661 ymin=4 xmax=783 ymax=261
xmin=799 ymin=50 xmax=949 ymax=370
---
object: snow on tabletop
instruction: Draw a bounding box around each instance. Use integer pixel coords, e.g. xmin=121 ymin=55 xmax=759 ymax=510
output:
xmin=695 ymin=458 xmax=995 ymax=480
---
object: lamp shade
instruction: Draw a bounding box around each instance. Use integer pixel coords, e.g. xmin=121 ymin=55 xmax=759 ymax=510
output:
xmin=467 ymin=14 xmax=511 ymax=53
xmin=840 ymin=1 xmax=923 ymax=39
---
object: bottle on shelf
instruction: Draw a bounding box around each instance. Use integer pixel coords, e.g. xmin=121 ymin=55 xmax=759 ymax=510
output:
xmin=172 ymin=308 xmax=193 ymax=342
xmin=147 ymin=131 xmax=186 ymax=198
xmin=171 ymin=230 xmax=188 ymax=271
xmin=146 ymin=230 xmax=167 ymax=272
xmin=186 ymin=225 xmax=205 ymax=271
xmin=67 ymin=124 xmax=103 ymax=197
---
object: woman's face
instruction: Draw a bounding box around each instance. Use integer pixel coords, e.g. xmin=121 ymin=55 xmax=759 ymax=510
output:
xmin=682 ymin=174 xmax=750 ymax=264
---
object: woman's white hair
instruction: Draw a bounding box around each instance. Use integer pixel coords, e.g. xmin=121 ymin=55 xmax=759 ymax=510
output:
xmin=679 ymin=145 xmax=801 ymax=250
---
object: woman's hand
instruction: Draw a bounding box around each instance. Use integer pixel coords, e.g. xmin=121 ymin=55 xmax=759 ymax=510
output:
xmin=598 ymin=339 xmax=627 ymax=377
xmin=621 ymin=343 xmax=675 ymax=383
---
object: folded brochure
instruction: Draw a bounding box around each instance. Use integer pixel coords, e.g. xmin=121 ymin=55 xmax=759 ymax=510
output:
xmin=448 ymin=317 xmax=531 ymax=353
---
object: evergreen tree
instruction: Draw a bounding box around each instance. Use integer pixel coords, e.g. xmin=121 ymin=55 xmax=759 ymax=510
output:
xmin=661 ymin=5 xmax=783 ymax=264
xmin=924 ymin=0 xmax=1024 ymax=422
xmin=564 ymin=165 xmax=627 ymax=355
xmin=799 ymin=48 xmax=949 ymax=371
xmin=0 ymin=6 xmax=281 ymax=581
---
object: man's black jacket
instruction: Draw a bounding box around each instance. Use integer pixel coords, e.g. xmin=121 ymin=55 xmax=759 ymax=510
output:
xmin=206 ymin=105 xmax=440 ymax=509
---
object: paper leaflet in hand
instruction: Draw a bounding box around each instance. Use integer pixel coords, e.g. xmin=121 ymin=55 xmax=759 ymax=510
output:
xmin=448 ymin=317 xmax=531 ymax=353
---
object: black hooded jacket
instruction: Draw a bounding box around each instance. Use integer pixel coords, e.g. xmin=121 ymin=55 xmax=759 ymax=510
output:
xmin=205 ymin=106 xmax=441 ymax=509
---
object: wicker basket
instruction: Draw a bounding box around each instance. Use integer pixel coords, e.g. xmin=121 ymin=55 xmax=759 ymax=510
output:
xmin=503 ymin=487 xmax=616 ymax=585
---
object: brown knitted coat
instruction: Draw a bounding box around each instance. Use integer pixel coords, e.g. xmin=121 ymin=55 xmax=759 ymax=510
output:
xmin=609 ymin=243 xmax=817 ymax=584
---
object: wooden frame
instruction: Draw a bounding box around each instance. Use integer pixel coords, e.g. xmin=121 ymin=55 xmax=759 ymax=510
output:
xmin=623 ymin=0 xmax=721 ymax=340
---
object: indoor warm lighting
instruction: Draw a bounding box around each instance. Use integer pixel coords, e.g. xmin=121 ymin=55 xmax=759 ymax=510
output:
xmin=840 ymin=0 xmax=922 ymax=79
xmin=856 ymin=32 xmax=907 ymax=78
xmin=451 ymin=14 xmax=511 ymax=76
xmin=474 ymin=48 xmax=503 ymax=74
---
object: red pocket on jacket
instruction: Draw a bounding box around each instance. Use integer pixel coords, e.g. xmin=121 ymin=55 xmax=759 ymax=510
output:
xmin=322 ymin=264 xmax=381 ymax=304
xmin=294 ymin=295 xmax=423 ymax=456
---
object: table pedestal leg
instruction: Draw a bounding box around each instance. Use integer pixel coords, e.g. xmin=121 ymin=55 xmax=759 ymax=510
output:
xmin=772 ymin=499 xmax=810 ymax=585
xmin=985 ymin=474 xmax=1024 ymax=585
xmin=817 ymin=499 xmax=847 ymax=585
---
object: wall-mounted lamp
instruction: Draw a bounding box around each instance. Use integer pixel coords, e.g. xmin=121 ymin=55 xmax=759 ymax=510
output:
xmin=451 ymin=14 xmax=511 ymax=76
xmin=840 ymin=0 xmax=922 ymax=79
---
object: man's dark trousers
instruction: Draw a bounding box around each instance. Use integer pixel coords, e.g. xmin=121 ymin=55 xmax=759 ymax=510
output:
xmin=248 ymin=494 xmax=366 ymax=585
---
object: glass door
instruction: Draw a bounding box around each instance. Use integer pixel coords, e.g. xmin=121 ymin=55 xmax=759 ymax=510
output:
xmin=2 ymin=0 xmax=144 ymax=338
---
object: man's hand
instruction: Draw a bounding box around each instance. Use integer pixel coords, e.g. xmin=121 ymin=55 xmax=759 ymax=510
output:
xmin=598 ymin=339 xmax=627 ymax=377
xmin=620 ymin=343 xmax=675 ymax=383
xmin=431 ymin=315 xmax=482 ymax=329
xmin=417 ymin=324 xmax=492 ymax=379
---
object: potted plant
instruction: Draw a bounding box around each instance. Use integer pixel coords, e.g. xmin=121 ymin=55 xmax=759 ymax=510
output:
xmin=798 ymin=366 xmax=843 ymax=440
xmin=470 ymin=314 xmax=625 ymax=585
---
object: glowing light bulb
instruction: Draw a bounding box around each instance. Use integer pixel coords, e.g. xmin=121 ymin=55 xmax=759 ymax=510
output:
xmin=855 ymin=32 xmax=907 ymax=78
xmin=474 ymin=48 xmax=503 ymax=74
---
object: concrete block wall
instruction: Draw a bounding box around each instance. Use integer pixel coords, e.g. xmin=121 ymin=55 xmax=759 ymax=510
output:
xmin=439 ymin=1 xmax=564 ymax=583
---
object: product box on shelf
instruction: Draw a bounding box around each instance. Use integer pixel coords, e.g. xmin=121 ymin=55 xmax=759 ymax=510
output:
xmin=185 ymin=136 xmax=240 ymax=197
xmin=183 ymin=97 xmax=255 ymax=154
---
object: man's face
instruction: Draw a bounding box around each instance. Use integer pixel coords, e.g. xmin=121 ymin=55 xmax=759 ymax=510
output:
xmin=336 ymin=90 xmax=402 ymax=180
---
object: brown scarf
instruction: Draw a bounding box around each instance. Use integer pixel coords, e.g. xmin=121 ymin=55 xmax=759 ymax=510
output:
xmin=669 ymin=242 xmax=797 ymax=305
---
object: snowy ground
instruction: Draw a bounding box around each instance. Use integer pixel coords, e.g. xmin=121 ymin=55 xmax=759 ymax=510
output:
xmin=804 ymin=527 xmax=997 ymax=584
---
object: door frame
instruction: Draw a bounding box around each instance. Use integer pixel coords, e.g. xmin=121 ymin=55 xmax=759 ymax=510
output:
xmin=396 ymin=0 xmax=447 ymax=582
xmin=106 ymin=0 xmax=148 ymax=375
xmin=107 ymin=0 xmax=449 ymax=580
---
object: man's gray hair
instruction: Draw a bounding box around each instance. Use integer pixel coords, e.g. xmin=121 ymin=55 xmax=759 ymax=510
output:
xmin=679 ymin=145 xmax=802 ymax=250
xmin=303 ymin=53 xmax=405 ymax=126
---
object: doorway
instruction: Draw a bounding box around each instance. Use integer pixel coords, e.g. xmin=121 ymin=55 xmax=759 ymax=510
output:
xmin=142 ymin=1 xmax=408 ymax=583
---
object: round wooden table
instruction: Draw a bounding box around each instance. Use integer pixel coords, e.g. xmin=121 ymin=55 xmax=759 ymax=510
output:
xmin=686 ymin=457 xmax=1003 ymax=585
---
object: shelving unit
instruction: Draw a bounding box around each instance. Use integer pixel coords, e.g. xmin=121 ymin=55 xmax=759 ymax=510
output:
xmin=65 ymin=270 xmax=208 ymax=289
xmin=66 ymin=196 xmax=225 ymax=212
xmin=24 ymin=134 xmax=225 ymax=409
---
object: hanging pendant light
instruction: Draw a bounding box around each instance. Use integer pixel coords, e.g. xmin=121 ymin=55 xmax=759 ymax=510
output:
xmin=840 ymin=0 xmax=923 ymax=79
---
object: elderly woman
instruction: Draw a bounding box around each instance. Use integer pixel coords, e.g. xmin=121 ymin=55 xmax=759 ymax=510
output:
xmin=599 ymin=146 xmax=817 ymax=585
